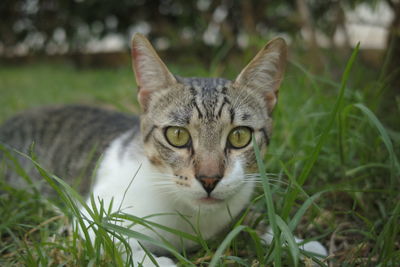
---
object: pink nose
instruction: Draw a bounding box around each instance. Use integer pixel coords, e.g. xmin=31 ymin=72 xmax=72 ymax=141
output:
xmin=196 ymin=175 xmax=222 ymax=194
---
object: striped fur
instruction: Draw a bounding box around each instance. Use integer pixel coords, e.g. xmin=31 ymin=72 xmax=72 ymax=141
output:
xmin=0 ymin=105 xmax=139 ymax=195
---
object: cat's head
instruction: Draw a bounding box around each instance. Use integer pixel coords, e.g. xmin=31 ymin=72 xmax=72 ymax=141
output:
xmin=131 ymin=34 xmax=286 ymax=209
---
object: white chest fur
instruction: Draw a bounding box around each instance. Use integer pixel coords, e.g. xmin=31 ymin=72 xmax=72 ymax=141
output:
xmin=81 ymin=133 xmax=254 ymax=255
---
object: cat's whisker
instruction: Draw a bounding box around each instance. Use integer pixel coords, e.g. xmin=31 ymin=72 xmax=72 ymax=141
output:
xmin=153 ymin=179 xmax=176 ymax=187
xmin=242 ymin=180 xmax=289 ymax=186
xmin=244 ymin=175 xmax=282 ymax=179
xmin=244 ymin=176 xmax=282 ymax=181
xmin=147 ymin=174 xmax=179 ymax=179
xmin=244 ymin=172 xmax=281 ymax=176
xmin=244 ymin=176 xmax=286 ymax=181
xmin=150 ymin=178 xmax=177 ymax=183
xmin=241 ymin=180 xmax=289 ymax=189
xmin=147 ymin=172 xmax=178 ymax=178
xmin=151 ymin=182 xmax=175 ymax=187
xmin=150 ymin=178 xmax=176 ymax=184
xmin=243 ymin=177 xmax=289 ymax=186
xmin=245 ymin=172 xmax=282 ymax=175
xmin=150 ymin=182 xmax=181 ymax=192
xmin=243 ymin=177 xmax=281 ymax=182
xmin=244 ymin=175 xmax=281 ymax=180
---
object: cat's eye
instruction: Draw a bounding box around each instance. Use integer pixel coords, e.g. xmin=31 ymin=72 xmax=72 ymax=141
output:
xmin=165 ymin=126 xmax=191 ymax=148
xmin=228 ymin=127 xmax=252 ymax=149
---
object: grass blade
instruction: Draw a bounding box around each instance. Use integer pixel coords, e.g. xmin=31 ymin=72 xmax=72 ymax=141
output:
xmin=353 ymin=103 xmax=400 ymax=178
xmin=281 ymin=43 xmax=360 ymax=220
xmin=288 ymin=191 xmax=324 ymax=231
xmin=102 ymin=222 xmax=192 ymax=265
xmin=275 ymin=215 xmax=299 ymax=267
xmin=112 ymin=213 xmax=200 ymax=243
xmin=209 ymin=225 xmax=247 ymax=267
xmin=252 ymin=136 xmax=282 ymax=266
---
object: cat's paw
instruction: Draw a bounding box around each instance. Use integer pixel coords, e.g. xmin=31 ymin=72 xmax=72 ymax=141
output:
xmin=132 ymin=249 xmax=176 ymax=267
xmin=152 ymin=256 xmax=177 ymax=267
xmin=134 ymin=256 xmax=176 ymax=267
xmin=297 ymin=238 xmax=327 ymax=257
xmin=261 ymin=228 xmax=327 ymax=258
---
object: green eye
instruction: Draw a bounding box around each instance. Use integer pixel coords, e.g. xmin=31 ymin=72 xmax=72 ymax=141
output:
xmin=165 ymin=126 xmax=191 ymax=148
xmin=228 ymin=127 xmax=252 ymax=149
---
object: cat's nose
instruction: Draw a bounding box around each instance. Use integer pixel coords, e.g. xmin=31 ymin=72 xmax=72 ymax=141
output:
xmin=196 ymin=175 xmax=222 ymax=194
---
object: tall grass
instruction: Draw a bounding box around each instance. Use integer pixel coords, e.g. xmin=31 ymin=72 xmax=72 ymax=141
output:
xmin=1 ymin=44 xmax=399 ymax=266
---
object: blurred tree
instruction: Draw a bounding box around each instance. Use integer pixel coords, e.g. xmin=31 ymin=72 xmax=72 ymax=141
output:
xmin=0 ymin=0 xmax=300 ymax=56
xmin=0 ymin=0 xmax=398 ymax=83
xmin=384 ymin=0 xmax=400 ymax=91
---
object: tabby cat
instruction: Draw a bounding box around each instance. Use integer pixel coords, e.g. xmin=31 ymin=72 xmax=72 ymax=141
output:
xmin=0 ymin=34 xmax=326 ymax=266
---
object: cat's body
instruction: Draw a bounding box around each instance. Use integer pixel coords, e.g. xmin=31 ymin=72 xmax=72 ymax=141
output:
xmin=0 ymin=105 xmax=138 ymax=196
xmin=0 ymin=34 xmax=327 ymax=266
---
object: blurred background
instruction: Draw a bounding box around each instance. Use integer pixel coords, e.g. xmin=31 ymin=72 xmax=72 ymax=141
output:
xmin=0 ymin=0 xmax=398 ymax=70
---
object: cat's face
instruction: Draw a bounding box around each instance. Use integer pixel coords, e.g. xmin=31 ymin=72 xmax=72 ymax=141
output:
xmin=131 ymin=34 xmax=286 ymax=209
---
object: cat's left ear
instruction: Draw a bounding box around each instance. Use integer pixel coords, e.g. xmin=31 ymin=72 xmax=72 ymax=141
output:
xmin=131 ymin=33 xmax=177 ymax=112
xmin=234 ymin=38 xmax=287 ymax=113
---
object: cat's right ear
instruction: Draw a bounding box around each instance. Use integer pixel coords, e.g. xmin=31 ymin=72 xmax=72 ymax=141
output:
xmin=234 ymin=38 xmax=287 ymax=114
xmin=131 ymin=33 xmax=177 ymax=112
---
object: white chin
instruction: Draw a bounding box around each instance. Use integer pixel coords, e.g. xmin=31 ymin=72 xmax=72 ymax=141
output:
xmin=197 ymin=196 xmax=224 ymax=205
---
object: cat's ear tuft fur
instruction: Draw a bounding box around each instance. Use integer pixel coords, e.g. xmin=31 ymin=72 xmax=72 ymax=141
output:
xmin=234 ymin=37 xmax=287 ymax=114
xmin=131 ymin=33 xmax=177 ymax=111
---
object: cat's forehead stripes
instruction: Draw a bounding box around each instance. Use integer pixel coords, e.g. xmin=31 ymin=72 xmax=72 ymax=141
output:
xmin=164 ymin=76 xmax=261 ymax=127
xmin=168 ymin=108 xmax=192 ymax=125
xmin=174 ymin=77 xmax=233 ymax=123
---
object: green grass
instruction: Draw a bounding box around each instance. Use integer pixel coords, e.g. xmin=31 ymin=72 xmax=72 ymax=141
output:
xmin=0 ymin=45 xmax=399 ymax=266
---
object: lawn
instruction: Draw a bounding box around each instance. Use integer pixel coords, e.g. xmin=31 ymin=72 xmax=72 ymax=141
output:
xmin=0 ymin=47 xmax=399 ymax=266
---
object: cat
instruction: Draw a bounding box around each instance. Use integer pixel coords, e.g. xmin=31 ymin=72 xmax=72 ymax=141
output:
xmin=0 ymin=33 xmax=327 ymax=266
